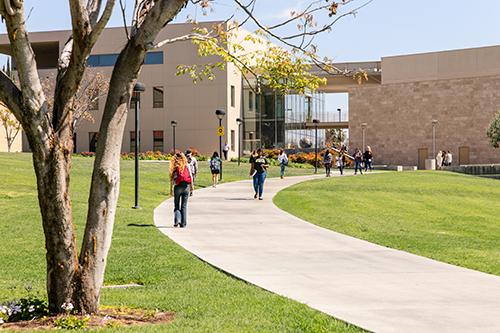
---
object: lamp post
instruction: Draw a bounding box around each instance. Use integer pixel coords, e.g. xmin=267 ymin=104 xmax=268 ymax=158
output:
xmin=361 ymin=123 xmax=367 ymax=152
xmin=236 ymin=118 xmax=242 ymax=166
xmin=432 ymin=119 xmax=438 ymax=160
xmin=337 ymin=108 xmax=341 ymax=122
xmin=215 ymin=109 xmax=226 ymax=180
xmin=170 ymin=120 xmax=177 ymax=153
xmin=313 ymin=119 xmax=320 ymax=174
xmin=132 ymin=82 xmax=145 ymax=209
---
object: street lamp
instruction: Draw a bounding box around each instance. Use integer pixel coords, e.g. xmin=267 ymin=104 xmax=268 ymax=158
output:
xmin=236 ymin=118 xmax=243 ymax=166
xmin=361 ymin=123 xmax=367 ymax=152
xmin=337 ymin=108 xmax=341 ymax=122
xmin=313 ymin=119 xmax=320 ymax=174
xmin=132 ymin=82 xmax=145 ymax=209
xmin=215 ymin=109 xmax=226 ymax=180
xmin=170 ymin=120 xmax=177 ymax=153
xmin=432 ymin=119 xmax=438 ymax=160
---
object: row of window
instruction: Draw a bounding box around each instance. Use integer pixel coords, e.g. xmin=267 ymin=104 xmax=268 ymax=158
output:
xmin=231 ymin=85 xmax=256 ymax=110
xmin=90 ymin=86 xmax=164 ymax=110
xmin=84 ymin=129 xmax=237 ymax=153
xmin=87 ymin=51 xmax=164 ymax=67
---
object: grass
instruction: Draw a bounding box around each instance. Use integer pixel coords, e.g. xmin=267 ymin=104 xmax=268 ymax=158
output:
xmin=0 ymin=153 xmax=363 ymax=332
xmin=274 ymin=171 xmax=500 ymax=275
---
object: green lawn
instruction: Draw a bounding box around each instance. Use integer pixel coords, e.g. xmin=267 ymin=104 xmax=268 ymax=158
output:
xmin=274 ymin=172 xmax=500 ymax=275
xmin=0 ymin=153 xmax=363 ymax=332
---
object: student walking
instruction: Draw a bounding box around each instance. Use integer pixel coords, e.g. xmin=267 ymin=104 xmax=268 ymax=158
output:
xmin=336 ymin=152 xmax=345 ymax=175
xmin=323 ymin=149 xmax=333 ymax=177
xmin=277 ymin=149 xmax=288 ymax=179
xmin=169 ymin=152 xmax=194 ymax=228
xmin=364 ymin=146 xmax=373 ymax=171
xmin=223 ymin=143 xmax=230 ymax=160
xmin=436 ymin=150 xmax=443 ymax=169
xmin=354 ymin=148 xmax=364 ymax=175
xmin=252 ymin=148 xmax=269 ymax=200
xmin=446 ymin=150 xmax=453 ymax=166
xmin=209 ymin=152 xmax=222 ymax=187
xmin=185 ymin=150 xmax=198 ymax=185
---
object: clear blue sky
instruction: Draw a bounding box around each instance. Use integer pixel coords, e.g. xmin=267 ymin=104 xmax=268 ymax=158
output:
xmin=1 ymin=0 xmax=499 ymax=113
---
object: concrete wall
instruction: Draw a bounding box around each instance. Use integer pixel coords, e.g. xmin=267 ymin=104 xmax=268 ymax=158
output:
xmin=348 ymin=74 xmax=500 ymax=166
xmin=382 ymin=45 xmax=500 ymax=84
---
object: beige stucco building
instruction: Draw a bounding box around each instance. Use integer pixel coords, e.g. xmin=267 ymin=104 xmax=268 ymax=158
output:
xmin=0 ymin=22 xmax=251 ymax=158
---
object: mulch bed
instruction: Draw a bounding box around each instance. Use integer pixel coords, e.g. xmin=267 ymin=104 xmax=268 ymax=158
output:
xmin=1 ymin=307 xmax=174 ymax=331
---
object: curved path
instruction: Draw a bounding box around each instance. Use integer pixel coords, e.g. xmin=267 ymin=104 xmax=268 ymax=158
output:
xmin=154 ymin=174 xmax=500 ymax=333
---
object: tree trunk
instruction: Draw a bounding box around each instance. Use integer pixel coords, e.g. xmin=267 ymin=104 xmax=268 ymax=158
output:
xmin=75 ymin=42 xmax=146 ymax=314
xmin=28 ymin=132 xmax=77 ymax=313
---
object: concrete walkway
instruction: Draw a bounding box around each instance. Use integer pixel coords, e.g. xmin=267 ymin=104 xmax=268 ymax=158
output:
xmin=154 ymin=173 xmax=500 ymax=333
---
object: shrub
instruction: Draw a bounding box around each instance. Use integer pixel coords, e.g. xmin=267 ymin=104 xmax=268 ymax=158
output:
xmin=54 ymin=315 xmax=90 ymax=330
xmin=0 ymin=297 xmax=49 ymax=324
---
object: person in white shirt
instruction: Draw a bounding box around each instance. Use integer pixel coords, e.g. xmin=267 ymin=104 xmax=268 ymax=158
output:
xmin=436 ymin=150 xmax=443 ymax=169
xmin=185 ymin=150 xmax=198 ymax=185
xmin=223 ymin=143 xmax=230 ymax=160
xmin=277 ymin=149 xmax=288 ymax=179
xmin=446 ymin=150 xmax=453 ymax=166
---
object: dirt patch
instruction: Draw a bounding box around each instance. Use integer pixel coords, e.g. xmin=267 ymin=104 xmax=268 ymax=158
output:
xmin=1 ymin=307 xmax=174 ymax=331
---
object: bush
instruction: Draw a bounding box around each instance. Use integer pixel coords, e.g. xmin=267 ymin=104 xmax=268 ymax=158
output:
xmin=54 ymin=315 xmax=90 ymax=330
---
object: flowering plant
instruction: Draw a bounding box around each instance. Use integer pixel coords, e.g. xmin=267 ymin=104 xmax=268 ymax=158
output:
xmin=0 ymin=297 xmax=48 ymax=323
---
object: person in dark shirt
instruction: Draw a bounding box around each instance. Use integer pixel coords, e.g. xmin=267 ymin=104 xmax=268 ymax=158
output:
xmin=252 ymin=148 xmax=269 ymax=200
xmin=354 ymin=148 xmax=364 ymax=175
xmin=363 ymin=146 xmax=373 ymax=171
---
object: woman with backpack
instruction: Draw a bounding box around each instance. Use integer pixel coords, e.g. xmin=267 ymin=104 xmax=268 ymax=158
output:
xmin=323 ymin=149 xmax=333 ymax=177
xmin=277 ymin=149 xmax=288 ymax=179
xmin=169 ymin=152 xmax=194 ymax=228
xmin=209 ymin=151 xmax=222 ymax=187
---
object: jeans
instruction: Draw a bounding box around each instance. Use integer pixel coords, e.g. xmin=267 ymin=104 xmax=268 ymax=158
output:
xmin=253 ymin=172 xmax=266 ymax=197
xmin=365 ymin=159 xmax=373 ymax=171
xmin=174 ymin=182 xmax=190 ymax=227
xmin=338 ymin=165 xmax=344 ymax=175
xmin=280 ymin=164 xmax=286 ymax=178
xmin=324 ymin=163 xmax=332 ymax=177
xmin=354 ymin=160 xmax=363 ymax=174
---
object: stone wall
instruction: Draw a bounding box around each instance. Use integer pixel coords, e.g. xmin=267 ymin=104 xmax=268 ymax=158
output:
xmin=348 ymin=75 xmax=500 ymax=166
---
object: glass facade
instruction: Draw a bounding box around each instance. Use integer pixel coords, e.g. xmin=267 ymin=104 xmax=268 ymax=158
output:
xmin=241 ymin=79 xmax=326 ymax=152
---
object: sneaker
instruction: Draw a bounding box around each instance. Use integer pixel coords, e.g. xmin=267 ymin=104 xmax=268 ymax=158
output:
xmin=174 ymin=222 xmax=179 ymax=227
xmin=258 ymin=197 xmax=263 ymax=200
xmin=254 ymin=193 xmax=258 ymax=199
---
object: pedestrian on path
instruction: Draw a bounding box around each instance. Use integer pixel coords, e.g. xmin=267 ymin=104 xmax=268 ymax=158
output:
xmin=169 ymin=152 xmax=194 ymax=228
xmin=436 ymin=150 xmax=443 ymax=169
xmin=253 ymin=148 xmax=269 ymax=200
xmin=336 ymin=152 xmax=345 ymax=175
xmin=277 ymin=149 xmax=288 ymax=179
xmin=209 ymin=151 xmax=222 ymax=187
xmin=446 ymin=150 xmax=453 ymax=166
xmin=323 ymin=149 xmax=333 ymax=177
xmin=364 ymin=146 xmax=373 ymax=171
xmin=223 ymin=142 xmax=230 ymax=160
xmin=186 ymin=149 xmax=198 ymax=186
xmin=354 ymin=148 xmax=363 ymax=175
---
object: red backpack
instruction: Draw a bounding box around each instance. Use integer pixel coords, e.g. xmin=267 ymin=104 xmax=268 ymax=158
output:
xmin=175 ymin=166 xmax=192 ymax=185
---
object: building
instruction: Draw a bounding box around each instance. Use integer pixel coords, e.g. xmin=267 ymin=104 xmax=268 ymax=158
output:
xmin=0 ymin=103 xmax=22 ymax=152
xmin=348 ymin=46 xmax=500 ymax=167
xmin=1 ymin=24 xmax=499 ymax=165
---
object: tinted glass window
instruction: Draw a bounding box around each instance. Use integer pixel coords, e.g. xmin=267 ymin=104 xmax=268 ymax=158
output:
xmin=145 ymin=51 xmax=163 ymax=65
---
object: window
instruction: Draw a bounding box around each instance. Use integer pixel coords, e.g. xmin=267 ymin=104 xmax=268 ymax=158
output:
xmin=144 ymin=51 xmax=163 ymax=65
xmin=230 ymin=85 xmax=235 ymax=107
xmin=153 ymin=86 xmax=164 ymax=108
xmin=87 ymin=51 xmax=163 ymax=67
xmin=89 ymin=132 xmax=99 ymax=152
xmin=153 ymin=131 xmax=164 ymax=152
xmin=231 ymin=130 xmax=235 ymax=151
xmin=249 ymin=91 xmax=253 ymax=110
xmin=130 ymin=131 xmax=136 ymax=153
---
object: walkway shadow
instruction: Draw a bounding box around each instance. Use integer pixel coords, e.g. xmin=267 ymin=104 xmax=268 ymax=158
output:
xmin=127 ymin=223 xmax=155 ymax=228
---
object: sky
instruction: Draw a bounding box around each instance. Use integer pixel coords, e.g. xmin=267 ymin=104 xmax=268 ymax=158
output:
xmin=1 ymin=0 xmax=500 ymax=112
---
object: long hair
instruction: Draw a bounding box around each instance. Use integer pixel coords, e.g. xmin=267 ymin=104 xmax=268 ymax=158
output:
xmin=170 ymin=152 xmax=188 ymax=180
